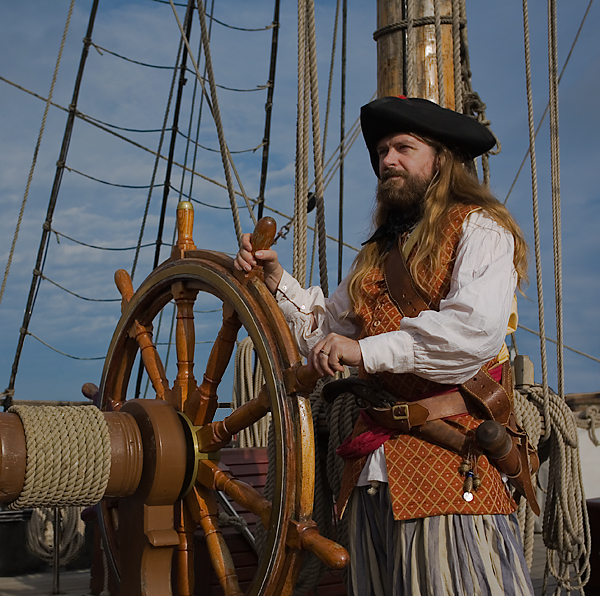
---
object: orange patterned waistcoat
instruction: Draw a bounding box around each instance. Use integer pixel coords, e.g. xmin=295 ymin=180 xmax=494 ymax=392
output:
xmin=337 ymin=204 xmax=516 ymax=521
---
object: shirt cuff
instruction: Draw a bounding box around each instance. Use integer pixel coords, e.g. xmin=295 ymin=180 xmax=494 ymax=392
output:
xmin=358 ymin=331 xmax=415 ymax=374
xmin=276 ymin=270 xmax=311 ymax=318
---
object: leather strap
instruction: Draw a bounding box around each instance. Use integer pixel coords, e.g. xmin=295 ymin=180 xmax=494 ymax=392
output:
xmin=384 ymin=243 xmax=432 ymax=316
xmin=367 ymin=389 xmax=473 ymax=432
xmin=383 ymin=242 xmax=511 ymax=423
xmin=461 ymin=363 xmax=512 ymax=425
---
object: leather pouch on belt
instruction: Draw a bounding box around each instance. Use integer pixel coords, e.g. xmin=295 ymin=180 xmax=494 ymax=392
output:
xmin=481 ymin=415 xmax=540 ymax=515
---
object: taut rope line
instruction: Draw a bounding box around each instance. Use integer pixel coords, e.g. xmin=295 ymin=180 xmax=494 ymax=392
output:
xmin=521 ymin=0 xmax=551 ymax=440
xmin=0 ymin=0 xmax=76 ymax=310
xmin=547 ymin=0 xmax=565 ymax=400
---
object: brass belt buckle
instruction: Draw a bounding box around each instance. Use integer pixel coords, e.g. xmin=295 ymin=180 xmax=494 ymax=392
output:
xmin=392 ymin=403 xmax=410 ymax=421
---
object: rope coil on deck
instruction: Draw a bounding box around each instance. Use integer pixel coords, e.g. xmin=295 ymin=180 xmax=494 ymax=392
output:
xmin=26 ymin=506 xmax=86 ymax=566
xmin=8 ymin=405 xmax=111 ymax=509
xmin=232 ymin=337 xmax=269 ymax=448
xmin=516 ymin=384 xmax=591 ymax=592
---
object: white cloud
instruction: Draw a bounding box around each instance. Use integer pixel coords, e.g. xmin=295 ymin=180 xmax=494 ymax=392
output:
xmin=1 ymin=0 xmax=598 ymax=402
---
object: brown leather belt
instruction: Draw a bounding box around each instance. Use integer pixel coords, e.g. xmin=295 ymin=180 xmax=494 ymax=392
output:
xmin=367 ymin=390 xmax=474 ymax=432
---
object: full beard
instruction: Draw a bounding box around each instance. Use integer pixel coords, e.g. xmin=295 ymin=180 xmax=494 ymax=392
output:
xmin=375 ymin=169 xmax=432 ymax=225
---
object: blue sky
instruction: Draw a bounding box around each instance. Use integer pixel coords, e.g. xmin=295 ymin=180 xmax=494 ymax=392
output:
xmin=0 ymin=0 xmax=598 ymax=405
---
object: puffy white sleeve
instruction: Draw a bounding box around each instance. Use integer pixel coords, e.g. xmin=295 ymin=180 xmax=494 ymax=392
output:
xmin=275 ymin=270 xmax=362 ymax=358
xmin=358 ymin=211 xmax=518 ymax=384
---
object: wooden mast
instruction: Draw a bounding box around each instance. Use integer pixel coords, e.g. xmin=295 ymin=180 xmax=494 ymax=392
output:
xmin=375 ymin=0 xmax=457 ymax=109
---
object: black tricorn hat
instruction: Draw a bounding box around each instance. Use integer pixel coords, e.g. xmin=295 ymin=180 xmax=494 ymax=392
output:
xmin=361 ymin=96 xmax=496 ymax=177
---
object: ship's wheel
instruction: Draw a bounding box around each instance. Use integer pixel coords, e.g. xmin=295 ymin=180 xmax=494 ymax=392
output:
xmin=96 ymin=204 xmax=347 ymax=596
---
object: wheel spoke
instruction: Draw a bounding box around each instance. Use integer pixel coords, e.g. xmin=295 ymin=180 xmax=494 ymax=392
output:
xmin=171 ymin=282 xmax=199 ymax=411
xmin=186 ymin=486 xmax=243 ymax=596
xmin=185 ymin=302 xmax=242 ymax=425
xmin=197 ymin=460 xmax=271 ymax=528
xmin=196 ymin=460 xmax=348 ymax=570
xmin=197 ymin=384 xmax=270 ymax=452
xmin=114 ymin=269 xmax=171 ymax=401
xmin=175 ymin=501 xmax=195 ymax=596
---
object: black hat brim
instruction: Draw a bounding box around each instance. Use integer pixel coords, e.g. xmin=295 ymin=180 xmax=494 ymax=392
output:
xmin=361 ymin=97 xmax=496 ymax=178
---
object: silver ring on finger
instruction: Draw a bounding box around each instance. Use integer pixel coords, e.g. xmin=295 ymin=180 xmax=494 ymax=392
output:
xmin=320 ymin=349 xmax=329 ymax=356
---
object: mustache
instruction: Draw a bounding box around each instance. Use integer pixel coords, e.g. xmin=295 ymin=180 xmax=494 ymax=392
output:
xmin=381 ymin=168 xmax=409 ymax=181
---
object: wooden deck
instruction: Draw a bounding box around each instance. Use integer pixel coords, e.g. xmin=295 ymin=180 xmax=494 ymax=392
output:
xmin=0 ymin=533 xmax=573 ymax=596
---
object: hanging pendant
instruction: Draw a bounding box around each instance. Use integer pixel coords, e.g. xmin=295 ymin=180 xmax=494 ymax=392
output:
xmin=462 ymin=470 xmax=474 ymax=502
xmin=459 ymin=444 xmax=482 ymax=502
xmin=367 ymin=480 xmax=379 ymax=496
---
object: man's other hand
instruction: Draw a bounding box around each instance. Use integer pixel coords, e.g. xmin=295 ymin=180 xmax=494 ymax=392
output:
xmin=233 ymin=232 xmax=283 ymax=294
xmin=310 ymin=333 xmax=363 ymax=377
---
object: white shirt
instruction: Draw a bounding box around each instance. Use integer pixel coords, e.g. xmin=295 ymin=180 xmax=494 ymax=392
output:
xmin=275 ymin=211 xmax=518 ymax=483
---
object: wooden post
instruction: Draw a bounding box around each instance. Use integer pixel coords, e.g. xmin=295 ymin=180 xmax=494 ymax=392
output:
xmin=376 ymin=0 xmax=405 ymax=98
xmin=376 ymin=0 xmax=456 ymax=108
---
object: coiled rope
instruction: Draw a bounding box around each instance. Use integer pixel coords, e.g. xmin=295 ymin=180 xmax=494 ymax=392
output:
xmin=512 ymin=388 xmax=544 ymax=568
xmin=575 ymin=406 xmax=600 ymax=447
xmin=8 ymin=405 xmax=111 ymax=509
xmin=519 ymin=385 xmax=591 ymax=593
xmin=231 ymin=337 xmax=270 ymax=448
xmin=26 ymin=506 xmax=85 ymax=567
xmin=292 ymin=373 xmax=357 ymax=595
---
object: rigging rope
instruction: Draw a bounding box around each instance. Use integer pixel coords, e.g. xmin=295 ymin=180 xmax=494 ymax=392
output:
xmin=547 ymin=0 xmax=565 ymax=400
xmin=451 ymin=0 xmax=463 ymax=112
xmin=177 ymin=130 xmax=265 ymax=153
xmin=504 ymin=0 xmax=594 ymax=205
xmin=322 ymin=0 xmax=341 ymax=161
xmin=518 ymin=324 xmax=600 ymax=364
xmin=433 ymin=0 xmax=445 ymax=108
xmin=90 ymin=42 xmax=175 ymax=69
xmin=35 ymin=271 xmax=119 ymax=303
xmin=186 ymin=0 xmax=214 ymax=206
xmin=0 ymin=0 xmax=75 ymax=310
xmin=64 ymin=165 xmax=163 ymax=189
xmin=131 ymin=27 xmax=183 ymax=280
xmin=92 ymin=41 xmax=268 ymax=92
xmin=4 ymin=0 xmax=101 ymax=408
xmin=521 ymin=0 xmax=551 ymax=439
xmin=150 ymin=1 xmax=274 ymax=32
xmin=50 ymin=229 xmax=155 ymax=252
xmin=406 ymin=0 xmax=416 ymax=97
xmin=337 ymin=0 xmax=347 ymax=285
xmin=256 ymin=0 xmax=281 ymax=220
xmin=169 ymin=0 xmax=257 ymax=240
xmin=0 ymin=75 xmax=292 ymax=217
xmin=26 ymin=332 xmax=105 ymax=361
xmin=293 ymin=0 xmax=309 ymax=285
xmin=306 ymin=0 xmax=328 ymax=296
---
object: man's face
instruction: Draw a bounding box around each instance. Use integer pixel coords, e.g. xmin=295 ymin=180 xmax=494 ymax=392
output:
xmin=376 ymin=133 xmax=438 ymax=211
xmin=376 ymin=132 xmax=438 ymax=183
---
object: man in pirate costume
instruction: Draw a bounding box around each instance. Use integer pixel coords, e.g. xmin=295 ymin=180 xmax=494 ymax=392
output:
xmin=235 ymin=96 xmax=537 ymax=596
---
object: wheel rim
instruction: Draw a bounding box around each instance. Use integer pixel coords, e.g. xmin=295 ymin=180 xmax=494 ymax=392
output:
xmin=98 ymin=254 xmax=310 ymax=596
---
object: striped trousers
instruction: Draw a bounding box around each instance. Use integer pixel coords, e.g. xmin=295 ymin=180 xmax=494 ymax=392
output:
xmin=346 ymin=485 xmax=534 ymax=596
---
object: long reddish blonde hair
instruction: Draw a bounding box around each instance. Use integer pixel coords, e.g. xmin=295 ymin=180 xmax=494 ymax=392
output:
xmin=346 ymin=143 xmax=528 ymax=312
